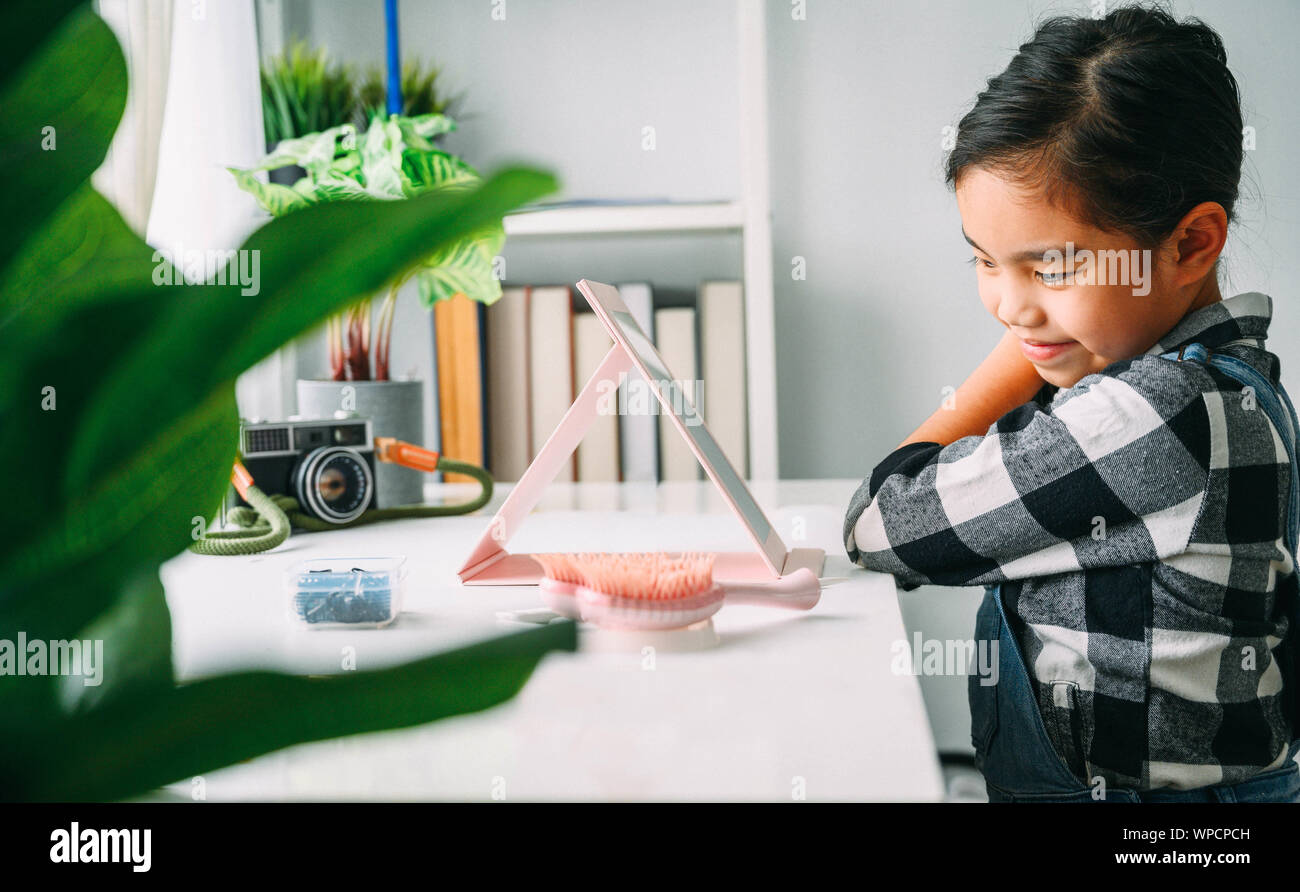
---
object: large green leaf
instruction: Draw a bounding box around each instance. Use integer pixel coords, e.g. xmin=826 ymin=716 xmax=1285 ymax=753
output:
xmin=0 ymin=0 xmax=84 ymax=85
xmin=2 ymin=386 xmax=239 ymax=641
xmin=0 ymin=1 xmax=569 ymax=803
xmin=8 ymin=619 xmax=577 ymax=802
xmin=0 ymin=189 xmax=181 ymax=574
xmin=58 ymin=567 xmax=175 ymax=714
xmin=0 ymin=6 xmax=125 ymax=273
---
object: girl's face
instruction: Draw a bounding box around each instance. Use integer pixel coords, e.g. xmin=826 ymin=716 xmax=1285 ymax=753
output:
xmin=955 ymin=166 xmax=1208 ymax=389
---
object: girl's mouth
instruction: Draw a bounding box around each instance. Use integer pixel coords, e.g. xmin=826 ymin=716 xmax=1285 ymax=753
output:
xmin=1019 ymin=339 xmax=1076 ymax=362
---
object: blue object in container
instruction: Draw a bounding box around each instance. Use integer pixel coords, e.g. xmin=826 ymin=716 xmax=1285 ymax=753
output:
xmin=285 ymin=557 xmax=406 ymax=628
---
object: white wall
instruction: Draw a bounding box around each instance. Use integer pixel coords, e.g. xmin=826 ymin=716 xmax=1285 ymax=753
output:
xmin=280 ymin=0 xmax=1300 ymax=479
xmin=768 ymin=0 xmax=1300 ymax=478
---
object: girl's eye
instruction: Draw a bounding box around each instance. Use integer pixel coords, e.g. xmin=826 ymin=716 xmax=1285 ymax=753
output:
xmin=967 ymin=256 xmax=994 ymax=269
xmin=1036 ymin=269 xmax=1073 ymax=286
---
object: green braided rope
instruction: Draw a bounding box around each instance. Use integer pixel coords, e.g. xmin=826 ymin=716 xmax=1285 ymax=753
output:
xmin=188 ymin=458 xmax=494 ymax=556
xmin=188 ymin=484 xmax=292 ymax=556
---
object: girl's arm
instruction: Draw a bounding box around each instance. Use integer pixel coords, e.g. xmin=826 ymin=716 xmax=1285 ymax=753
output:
xmin=896 ymin=329 xmax=1047 ymax=448
xmin=846 ymin=351 xmax=1211 ymax=590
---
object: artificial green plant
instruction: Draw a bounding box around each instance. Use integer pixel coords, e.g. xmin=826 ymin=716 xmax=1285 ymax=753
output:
xmin=356 ymin=58 xmax=462 ymax=127
xmin=260 ymin=39 xmax=356 ymax=148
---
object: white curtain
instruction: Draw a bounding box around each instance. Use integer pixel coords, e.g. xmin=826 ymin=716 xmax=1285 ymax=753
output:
xmin=146 ymin=0 xmax=265 ymax=265
xmin=93 ymin=0 xmax=173 ymax=235
xmin=96 ymin=0 xmax=293 ymax=422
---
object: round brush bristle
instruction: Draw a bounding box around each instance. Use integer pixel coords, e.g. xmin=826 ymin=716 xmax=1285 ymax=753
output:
xmin=570 ymin=551 xmax=716 ymax=600
xmin=533 ymin=552 xmax=585 ymax=585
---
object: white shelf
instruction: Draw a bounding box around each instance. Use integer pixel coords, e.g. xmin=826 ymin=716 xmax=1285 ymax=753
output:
xmin=503 ymin=201 xmax=746 ymax=237
xmin=502 ymin=0 xmax=778 ymax=481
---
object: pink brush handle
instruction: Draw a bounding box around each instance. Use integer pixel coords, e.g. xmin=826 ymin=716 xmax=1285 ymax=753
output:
xmin=718 ymin=567 xmax=821 ymax=610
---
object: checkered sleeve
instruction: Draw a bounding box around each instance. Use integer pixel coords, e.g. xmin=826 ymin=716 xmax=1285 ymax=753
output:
xmin=844 ymin=356 xmax=1213 ymax=590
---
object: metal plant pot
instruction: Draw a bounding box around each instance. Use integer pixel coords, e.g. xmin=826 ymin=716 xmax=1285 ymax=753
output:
xmin=296 ymin=378 xmax=426 ymax=508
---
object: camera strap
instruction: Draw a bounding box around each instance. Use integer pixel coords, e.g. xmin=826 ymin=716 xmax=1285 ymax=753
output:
xmin=189 ymin=441 xmax=494 ymax=556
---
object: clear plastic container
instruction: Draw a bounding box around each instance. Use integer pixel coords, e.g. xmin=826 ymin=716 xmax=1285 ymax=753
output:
xmin=284 ymin=557 xmax=406 ymax=628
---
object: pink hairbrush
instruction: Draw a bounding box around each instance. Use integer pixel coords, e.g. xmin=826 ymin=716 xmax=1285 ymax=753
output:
xmin=532 ymin=551 xmax=822 ymax=630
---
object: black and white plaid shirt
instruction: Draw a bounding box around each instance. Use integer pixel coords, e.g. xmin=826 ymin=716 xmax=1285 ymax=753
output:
xmin=844 ymin=291 xmax=1295 ymax=791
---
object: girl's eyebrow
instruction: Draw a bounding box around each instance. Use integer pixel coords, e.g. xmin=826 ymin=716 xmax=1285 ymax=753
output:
xmin=961 ymin=228 xmax=1080 ymax=263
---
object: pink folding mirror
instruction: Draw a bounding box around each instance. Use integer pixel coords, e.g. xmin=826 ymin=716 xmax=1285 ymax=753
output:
xmin=457 ymin=279 xmax=825 ymax=586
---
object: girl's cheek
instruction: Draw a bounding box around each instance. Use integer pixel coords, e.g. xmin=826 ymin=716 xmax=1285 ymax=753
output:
xmin=1075 ymin=297 xmax=1135 ymax=356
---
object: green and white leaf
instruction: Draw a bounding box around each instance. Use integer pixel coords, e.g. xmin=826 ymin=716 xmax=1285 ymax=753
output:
xmin=250 ymin=124 xmax=355 ymax=176
xmin=398 ymin=112 xmax=457 ymax=150
xmin=360 ymin=116 xmax=406 ymax=199
xmin=227 ymin=168 xmax=312 ymax=216
xmin=414 ymin=237 xmax=503 ymax=306
xmin=403 ymin=148 xmax=479 ymax=194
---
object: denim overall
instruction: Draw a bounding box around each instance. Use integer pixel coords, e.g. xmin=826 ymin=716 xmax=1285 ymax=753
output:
xmin=970 ymin=341 xmax=1300 ymax=802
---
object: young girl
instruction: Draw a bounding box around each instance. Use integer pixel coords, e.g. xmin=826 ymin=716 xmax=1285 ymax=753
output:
xmin=843 ymin=5 xmax=1300 ymax=802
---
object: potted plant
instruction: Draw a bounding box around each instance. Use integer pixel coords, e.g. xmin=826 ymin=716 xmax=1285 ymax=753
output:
xmin=259 ymin=40 xmax=356 ymax=185
xmin=354 ymin=57 xmax=464 ymax=132
xmin=230 ymin=112 xmax=504 ymax=506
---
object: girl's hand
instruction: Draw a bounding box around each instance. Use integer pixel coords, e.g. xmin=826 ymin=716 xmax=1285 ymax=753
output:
xmin=896 ymin=329 xmax=1046 ymax=448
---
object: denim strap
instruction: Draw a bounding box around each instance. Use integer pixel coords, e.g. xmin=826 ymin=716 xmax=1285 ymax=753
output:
xmin=1160 ymin=342 xmax=1300 ymax=560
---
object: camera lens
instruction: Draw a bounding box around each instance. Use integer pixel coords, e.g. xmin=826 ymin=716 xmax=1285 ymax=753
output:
xmin=293 ymin=446 xmax=373 ymax=523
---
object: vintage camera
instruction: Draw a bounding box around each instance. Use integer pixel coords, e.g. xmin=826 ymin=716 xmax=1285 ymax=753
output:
xmin=235 ymin=417 xmax=376 ymax=524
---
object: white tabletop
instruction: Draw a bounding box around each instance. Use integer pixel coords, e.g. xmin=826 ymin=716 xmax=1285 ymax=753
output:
xmin=157 ymin=478 xmax=943 ymax=801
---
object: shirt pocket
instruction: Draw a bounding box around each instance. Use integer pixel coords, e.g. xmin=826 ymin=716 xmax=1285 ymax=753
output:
xmin=1043 ymin=680 xmax=1094 ymax=783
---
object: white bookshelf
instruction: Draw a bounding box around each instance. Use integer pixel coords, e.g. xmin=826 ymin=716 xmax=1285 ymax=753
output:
xmin=254 ymin=0 xmax=780 ymax=481
xmin=504 ymin=201 xmax=746 ymax=237
xmin=499 ymin=0 xmax=779 ymax=481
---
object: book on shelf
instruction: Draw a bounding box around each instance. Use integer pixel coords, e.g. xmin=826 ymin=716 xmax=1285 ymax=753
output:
xmin=527 ymin=285 xmax=576 ymax=483
xmin=433 ymin=293 xmax=487 ymax=485
xmin=617 ymin=282 xmax=657 ymax=484
xmin=697 ymin=280 xmax=749 ymax=478
xmin=484 ymin=286 xmax=531 ymax=482
xmin=573 ymin=310 xmax=620 ymax=482
xmin=467 ymin=278 xmax=749 ymax=487
xmin=653 ymin=304 xmax=701 ymax=482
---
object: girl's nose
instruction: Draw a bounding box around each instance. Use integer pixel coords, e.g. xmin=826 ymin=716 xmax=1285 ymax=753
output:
xmin=996 ymin=284 xmax=1046 ymax=329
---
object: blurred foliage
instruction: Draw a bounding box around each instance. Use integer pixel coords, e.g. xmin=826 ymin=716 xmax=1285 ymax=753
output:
xmin=356 ymin=58 xmax=464 ymax=132
xmin=0 ymin=2 xmax=570 ymax=801
xmin=260 ymin=39 xmax=357 ymax=147
xmin=261 ymin=41 xmax=463 ymax=150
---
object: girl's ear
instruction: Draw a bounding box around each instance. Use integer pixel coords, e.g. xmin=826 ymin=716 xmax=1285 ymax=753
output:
xmin=1164 ymin=201 xmax=1229 ymax=286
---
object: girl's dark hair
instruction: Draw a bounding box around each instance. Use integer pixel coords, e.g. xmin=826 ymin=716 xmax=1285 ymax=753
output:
xmin=945 ymin=4 xmax=1243 ymax=250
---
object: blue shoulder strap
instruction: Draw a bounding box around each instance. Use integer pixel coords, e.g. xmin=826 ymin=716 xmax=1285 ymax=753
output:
xmin=1160 ymin=341 xmax=1300 ymax=559
xmin=1163 ymin=340 xmax=1300 ymax=746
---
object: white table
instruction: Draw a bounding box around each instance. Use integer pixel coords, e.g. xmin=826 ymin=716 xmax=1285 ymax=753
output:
xmin=158 ymin=479 xmax=943 ymax=801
